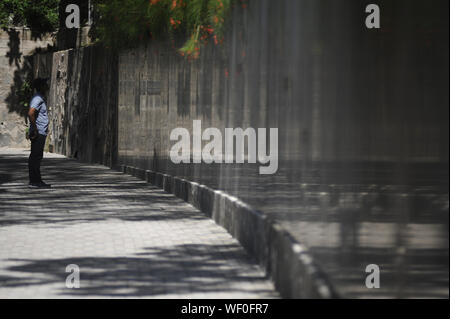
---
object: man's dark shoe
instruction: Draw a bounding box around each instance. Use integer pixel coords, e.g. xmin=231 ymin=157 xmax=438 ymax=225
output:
xmin=28 ymin=183 xmax=40 ymax=189
xmin=38 ymin=181 xmax=51 ymax=188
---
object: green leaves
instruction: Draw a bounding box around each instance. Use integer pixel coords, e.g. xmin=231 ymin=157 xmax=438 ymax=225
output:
xmin=17 ymin=77 xmax=33 ymax=115
xmin=92 ymin=0 xmax=237 ymax=58
xmin=0 ymin=0 xmax=60 ymax=37
xmin=0 ymin=0 xmax=26 ymax=29
xmin=0 ymin=0 xmax=242 ymax=55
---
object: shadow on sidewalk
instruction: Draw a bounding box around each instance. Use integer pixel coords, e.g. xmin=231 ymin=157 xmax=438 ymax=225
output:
xmin=0 ymin=244 xmax=276 ymax=298
xmin=0 ymin=153 xmax=207 ymax=227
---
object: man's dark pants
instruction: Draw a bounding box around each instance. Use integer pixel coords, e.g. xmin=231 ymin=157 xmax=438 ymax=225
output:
xmin=28 ymin=134 xmax=46 ymax=184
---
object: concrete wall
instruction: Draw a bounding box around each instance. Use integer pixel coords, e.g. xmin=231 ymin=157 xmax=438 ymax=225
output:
xmin=119 ymin=0 xmax=449 ymax=166
xmin=32 ymin=45 xmax=118 ymax=167
xmin=0 ymin=28 xmax=53 ymax=148
xmin=117 ymin=0 xmax=449 ymax=298
xmin=27 ymin=0 xmax=448 ymax=298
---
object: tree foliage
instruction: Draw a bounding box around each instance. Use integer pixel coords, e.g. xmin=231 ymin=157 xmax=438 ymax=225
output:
xmin=91 ymin=0 xmax=245 ymax=58
xmin=0 ymin=0 xmax=246 ymax=57
xmin=0 ymin=0 xmax=60 ymax=37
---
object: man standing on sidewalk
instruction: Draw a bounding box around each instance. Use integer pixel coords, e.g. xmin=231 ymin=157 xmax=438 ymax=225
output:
xmin=28 ymin=77 xmax=51 ymax=188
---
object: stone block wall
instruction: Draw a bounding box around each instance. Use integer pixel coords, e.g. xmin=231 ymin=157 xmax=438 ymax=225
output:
xmin=0 ymin=28 xmax=53 ymax=148
xmin=15 ymin=0 xmax=448 ymax=298
xmin=116 ymin=0 xmax=449 ymax=298
xmin=37 ymin=46 xmax=118 ymax=167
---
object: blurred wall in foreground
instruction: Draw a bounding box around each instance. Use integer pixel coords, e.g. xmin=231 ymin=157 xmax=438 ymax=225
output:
xmin=32 ymin=0 xmax=448 ymax=298
xmin=118 ymin=0 xmax=448 ymax=298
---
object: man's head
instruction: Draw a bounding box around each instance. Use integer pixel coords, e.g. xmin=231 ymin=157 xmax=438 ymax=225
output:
xmin=32 ymin=77 xmax=49 ymax=95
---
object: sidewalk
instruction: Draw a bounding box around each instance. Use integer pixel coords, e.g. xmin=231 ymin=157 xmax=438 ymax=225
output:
xmin=0 ymin=149 xmax=279 ymax=298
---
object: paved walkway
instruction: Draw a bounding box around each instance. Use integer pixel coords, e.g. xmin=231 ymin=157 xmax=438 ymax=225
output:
xmin=0 ymin=149 xmax=279 ymax=298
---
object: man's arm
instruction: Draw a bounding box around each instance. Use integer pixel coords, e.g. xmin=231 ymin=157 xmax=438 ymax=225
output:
xmin=28 ymin=107 xmax=38 ymax=139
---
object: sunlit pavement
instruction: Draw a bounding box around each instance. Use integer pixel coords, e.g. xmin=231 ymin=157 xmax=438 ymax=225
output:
xmin=0 ymin=149 xmax=279 ymax=299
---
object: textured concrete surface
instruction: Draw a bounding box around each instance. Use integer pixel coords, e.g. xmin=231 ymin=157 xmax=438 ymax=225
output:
xmin=0 ymin=28 xmax=54 ymax=148
xmin=122 ymin=164 xmax=449 ymax=299
xmin=0 ymin=149 xmax=279 ymax=299
xmin=20 ymin=0 xmax=448 ymax=299
xmin=115 ymin=0 xmax=448 ymax=298
xmin=42 ymin=46 xmax=118 ymax=166
xmin=123 ymin=164 xmax=337 ymax=299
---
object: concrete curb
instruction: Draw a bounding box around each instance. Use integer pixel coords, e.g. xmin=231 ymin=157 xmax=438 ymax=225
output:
xmin=120 ymin=165 xmax=338 ymax=299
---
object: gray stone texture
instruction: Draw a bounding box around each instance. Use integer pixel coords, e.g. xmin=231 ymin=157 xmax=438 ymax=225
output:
xmin=32 ymin=46 xmax=118 ymax=166
xmin=20 ymin=0 xmax=449 ymax=298
xmin=122 ymin=164 xmax=336 ymax=298
xmin=115 ymin=0 xmax=449 ymax=298
xmin=0 ymin=28 xmax=53 ymax=149
xmin=0 ymin=149 xmax=279 ymax=299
